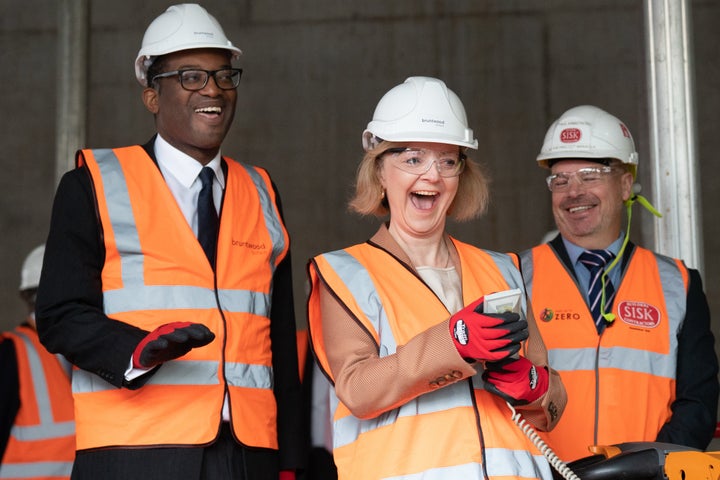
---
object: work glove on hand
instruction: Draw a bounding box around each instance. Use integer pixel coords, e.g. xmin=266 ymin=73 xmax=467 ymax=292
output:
xmin=279 ymin=470 xmax=295 ymax=480
xmin=482 ymin=356 xmax=549 ymax=406
xmin=449 ymin=297 xmax=528 ymax=363
xmin=132 ymin=322 xmax=215 ymax=369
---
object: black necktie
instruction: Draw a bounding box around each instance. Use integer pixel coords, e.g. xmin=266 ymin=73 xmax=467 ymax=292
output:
xmin=579 ymin=249 xmax=616 ymax=334
xmin=197 ymin=167 xmax=218 ymax=267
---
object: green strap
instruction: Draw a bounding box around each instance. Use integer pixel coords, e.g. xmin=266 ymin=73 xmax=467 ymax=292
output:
xmin=599 ymin=194 xmax=662 ymax=323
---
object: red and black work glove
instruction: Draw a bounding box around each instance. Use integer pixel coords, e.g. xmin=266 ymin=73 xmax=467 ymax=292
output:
xmin=449 ymin=297 xmax=528 ymax=363
xmin=279 ymin=470 xmax=295 ymax=480
xmin=132 ymin=322 xmax=215 ymax=369
xmin=482 ymin=356 xmax=549 ymax=406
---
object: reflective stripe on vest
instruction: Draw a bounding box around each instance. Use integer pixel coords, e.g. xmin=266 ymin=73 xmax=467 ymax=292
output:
xmin=0 ymin=328 xmax=75 ymax=479
xmin=320 ymin=249 xmax=399 ymax=354
xmin=71 ymin=360 xmax=273 ymax=392
xmin=0 ymin=461 xmax=72 ymax=479
xmin=380 ymin=451 xmax=552 ymax=480
xmin=520 ymin=244 xmax=686 ymax=461
xmin=8 ymin=332 xmax=75 ymax=440
xmin=72 ymin=147 xmax=286 ymax=449
xmin=309 ymin=240 xmax=551 ymax=479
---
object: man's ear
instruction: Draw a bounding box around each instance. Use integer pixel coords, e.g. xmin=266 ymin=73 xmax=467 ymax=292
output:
xmin=142 ymin=87 xmax=159 ymax=114
xmin=621 ymin=171 xmax=634 ymax=201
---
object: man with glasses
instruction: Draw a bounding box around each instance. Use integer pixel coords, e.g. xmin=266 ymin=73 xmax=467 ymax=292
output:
xmin=35 ymin=4 xmax=304 ymax=479
xmin=519 ymin=105 xmax=718 ymax=462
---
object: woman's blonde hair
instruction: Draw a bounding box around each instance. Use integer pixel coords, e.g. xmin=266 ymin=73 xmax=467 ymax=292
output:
xmin=348 ymin=141 xmax=490 ymax=221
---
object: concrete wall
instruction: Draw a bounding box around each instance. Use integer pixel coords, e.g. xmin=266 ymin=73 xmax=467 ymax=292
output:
xmin=1 ymin=1 xmax=718 ymax=348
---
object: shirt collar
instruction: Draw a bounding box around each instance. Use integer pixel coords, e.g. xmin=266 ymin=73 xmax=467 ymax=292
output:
xmin=154 ymin=134 xmax=225 ymax=189
xmin=563 ymin=232 xmax=625 ymax=267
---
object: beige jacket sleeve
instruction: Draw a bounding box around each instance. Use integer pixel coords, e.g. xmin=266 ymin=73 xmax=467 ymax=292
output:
xmin=319 ymin=281 xmax=477 ymax=419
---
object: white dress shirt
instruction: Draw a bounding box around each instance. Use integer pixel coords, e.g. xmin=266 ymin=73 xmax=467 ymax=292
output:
xmin=154 ymin=133 xmax=224 ymax=229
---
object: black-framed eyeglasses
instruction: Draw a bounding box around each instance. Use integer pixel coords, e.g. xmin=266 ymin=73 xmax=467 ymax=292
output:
xmin=151 ymin=68 xmax=243 ymax=91
xmin=381 ymin=147 xmax=466 ymax=178
xmin=546 ymin=166 xmax=616 ymax=192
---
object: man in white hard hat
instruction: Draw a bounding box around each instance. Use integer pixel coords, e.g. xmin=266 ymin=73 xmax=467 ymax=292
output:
xmin=519 ymin=105 xmax=718 ymax=464
xmin=35 ymin=4 xmax=304 ymax=480
xmin=0 ymin=245 xmax=76 ymax=479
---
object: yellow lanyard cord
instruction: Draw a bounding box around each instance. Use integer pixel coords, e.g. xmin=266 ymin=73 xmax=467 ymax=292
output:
xmin=599 ymin=194 xmax=662 ymax=323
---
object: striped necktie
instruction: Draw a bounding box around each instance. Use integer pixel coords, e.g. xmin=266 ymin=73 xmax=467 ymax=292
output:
xmin=579 ymin=249 xmax=616 ymax=334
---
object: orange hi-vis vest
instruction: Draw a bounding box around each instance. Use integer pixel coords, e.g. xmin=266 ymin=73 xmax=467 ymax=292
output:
xmin=308 ymin=239 xmax=553 ymax=480
xmin=72 ymin=146 xmax=289 ymax=450
xmin=1 ymin=325 xmax=75 ymax=480
xmin=520 ymin=244 xmax=687 ymax=461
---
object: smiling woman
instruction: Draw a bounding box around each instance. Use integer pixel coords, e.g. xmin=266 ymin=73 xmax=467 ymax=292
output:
xmin=306 ymin=76 xmax=568 ymax=480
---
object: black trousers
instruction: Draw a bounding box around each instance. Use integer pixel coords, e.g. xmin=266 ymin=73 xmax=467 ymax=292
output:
xmin=71 ymin=424 xmax=279 ymax=480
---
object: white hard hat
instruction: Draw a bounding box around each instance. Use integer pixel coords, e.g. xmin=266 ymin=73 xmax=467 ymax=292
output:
xmin=537 ymin=105 xmax=639 ymax=177
xmin=20 ymin=245 xmax=45 ymax=291
xmin=135 ymin=3 xmax=242 ymax=86
xmin=362 ymin=76 xmax=478 ymax=151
